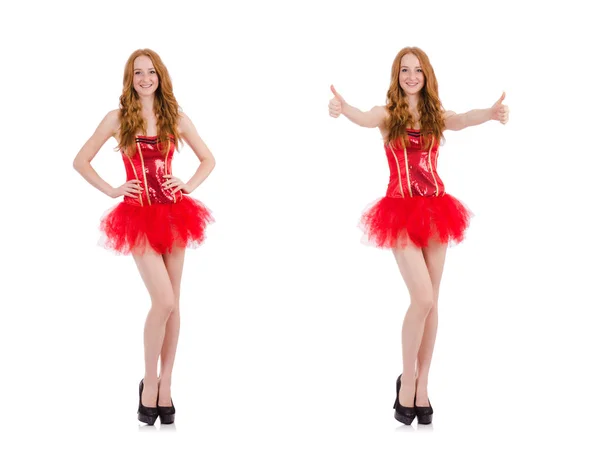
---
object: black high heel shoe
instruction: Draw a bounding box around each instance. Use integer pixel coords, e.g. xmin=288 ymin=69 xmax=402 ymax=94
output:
xmin=158 ymin=399 xmax=176 ymax=425
xmin=393 ymin=374 xmax=416 ymax=425
xmin=138 ymin=379 xmax=159 ymax=425
xmin=415 ymin=397 xmax=433 ymax=425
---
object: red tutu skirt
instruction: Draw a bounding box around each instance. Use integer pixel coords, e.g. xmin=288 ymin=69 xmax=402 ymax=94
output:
xmin=100 ymin=196 xmax=213 ymax=255
xmin=360 ymin=194 xmax=472 ymax=249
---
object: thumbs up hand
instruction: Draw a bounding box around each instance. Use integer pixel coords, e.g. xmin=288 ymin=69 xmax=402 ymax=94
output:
xmin=329 ymin=85 xmax=346 ymax=118
xmin=491 ymin=92 xmax=509 ymax=124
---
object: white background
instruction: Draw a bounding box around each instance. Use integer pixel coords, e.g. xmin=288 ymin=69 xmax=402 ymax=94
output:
xmin=1 ymin=0 xmax=599 ymax=453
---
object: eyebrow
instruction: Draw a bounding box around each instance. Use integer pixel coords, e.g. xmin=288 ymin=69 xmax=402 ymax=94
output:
xmin=134 ymin=67 xmax=156 ymax=71
xmin=401 ymin=66 xmax=422 ymax=69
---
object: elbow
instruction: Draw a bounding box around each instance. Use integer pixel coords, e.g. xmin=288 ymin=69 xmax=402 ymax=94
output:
xmin=198 ymin=155 xmax=216 ymax=174
xmin=73 ymin=158 xmax=89 ymax=173
xmin=206 ymin=155 xmax=216 ymax=171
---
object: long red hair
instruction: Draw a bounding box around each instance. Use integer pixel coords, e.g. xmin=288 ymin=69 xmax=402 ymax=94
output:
xmin=384 ymin=47 xmax=445 ymax=149
xmin=118 ymin=49 xmax=181 ymax=157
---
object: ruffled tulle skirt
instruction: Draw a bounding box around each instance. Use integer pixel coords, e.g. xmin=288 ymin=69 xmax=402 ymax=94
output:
xmin=100 ymin=196 xmax=213 ymax=255
xmin=360 ymin=194 xmax=472 ymax=249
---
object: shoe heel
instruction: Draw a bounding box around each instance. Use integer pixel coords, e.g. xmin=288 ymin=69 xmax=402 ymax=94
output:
xmin=138 ymin=379 xmax=159 ymax=425
xmin=393 ymin=374 xmax=401 ymax=408
xmin=393 ymin=374 xmax=416 ymax=425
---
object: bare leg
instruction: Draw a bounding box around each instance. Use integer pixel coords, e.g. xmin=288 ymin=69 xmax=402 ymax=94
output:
xmin=392 ymin=243 xmax=435 ymax=407
xmin=415 ymin=239 xmax=447 ymax=406
xmin=133 ymin=251 xmax=176 ymax=407
xmin=158 ymin=247 xmax=185 ymax=406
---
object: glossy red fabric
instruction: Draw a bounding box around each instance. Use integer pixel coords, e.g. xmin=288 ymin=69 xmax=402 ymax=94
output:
xmin=360 ymin=131 xmax=471 ymax=248
xmin=122 ymin=136 xmax=183 ymax=206
xmin=100 ymin=136 xmax=213 ymax=254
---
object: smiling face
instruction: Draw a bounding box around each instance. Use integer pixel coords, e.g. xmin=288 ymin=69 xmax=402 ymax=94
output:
xmin=399 ymin=53 xmax=424 ymax=96
xmin=132 ymin=55 xmax=159 ymax=96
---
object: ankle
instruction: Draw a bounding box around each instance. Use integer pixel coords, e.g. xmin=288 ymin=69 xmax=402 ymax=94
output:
xmin=144 ymin=376 xmax=159 ymax=388
xmin=159 ymin=376 xmax=172 ymax=386
xmin=401 ymin=374 xmax=416 ymax=386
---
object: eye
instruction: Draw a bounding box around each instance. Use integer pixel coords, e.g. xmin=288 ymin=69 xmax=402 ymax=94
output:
xmin=150 ymin=70 xmax=156 ymax=74
xmin=417 ymin=69 xmax=423 ymax=73
xmin=134 ymin=71 xmax=141 ymax=75
xmin=401 ymin=68 xmax=407 ymax=72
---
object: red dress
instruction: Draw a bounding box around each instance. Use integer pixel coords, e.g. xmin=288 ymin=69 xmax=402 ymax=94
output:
xmin=100 ymin=135 xmax=213 ymax=254
xmin=360 ymin=129 xmax=471 ymax=248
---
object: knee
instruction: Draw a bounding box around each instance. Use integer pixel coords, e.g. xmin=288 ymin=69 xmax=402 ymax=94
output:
xmin=153 ymin=293 xmax=176 ymax=315
xmin=411 ymin=293 xmax=435 ymax=314
xmin=169 ymin=293 xmax=180 ymax=314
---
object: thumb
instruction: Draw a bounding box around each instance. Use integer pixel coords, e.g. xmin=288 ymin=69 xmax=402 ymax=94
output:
xmin=330 ymin=84 xmax=343 ymax=100
xmin=494 ymin=91 xmax=506 ymax=106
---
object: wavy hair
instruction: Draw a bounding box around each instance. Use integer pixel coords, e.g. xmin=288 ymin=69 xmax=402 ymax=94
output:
xmin=384 ymin=47 xmax=445 ymax=149
xmin=117 ymin=49 xmax=181 ymax=157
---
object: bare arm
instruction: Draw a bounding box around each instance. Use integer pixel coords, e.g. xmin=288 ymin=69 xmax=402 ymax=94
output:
xmin=444 ymin=109 xmax=493 ymax=131
xmin=175 ymin=112 xmax=216 ymax=194
xmin=328 ymin=85 xmax=387 ymax=128
xmin=342 ymin=104 xmax=388 ymax=128
xmin=73 ymin=110 xmax=135 ymax=198
xmin=444 ymin=92 xmax=509 ymax=131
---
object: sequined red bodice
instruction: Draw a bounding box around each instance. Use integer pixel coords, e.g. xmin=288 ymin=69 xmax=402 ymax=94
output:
xmin=122 ymin=136 xmax=183 ymax=206
xmin=385 ymin=130 xmax=445 ymax=198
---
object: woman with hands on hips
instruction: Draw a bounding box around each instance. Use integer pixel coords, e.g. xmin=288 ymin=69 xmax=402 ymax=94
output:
xmin=328 ymin=46 xmax=508 ymax=426
xmin=73 ymin=48 xmax=215 ymax=426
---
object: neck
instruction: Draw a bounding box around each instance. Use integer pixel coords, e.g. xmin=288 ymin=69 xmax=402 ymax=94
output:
xmin=139 ymin=95 xmax=155 ymax=115
xmin=406 ymin=93 xmax=420 ymax=110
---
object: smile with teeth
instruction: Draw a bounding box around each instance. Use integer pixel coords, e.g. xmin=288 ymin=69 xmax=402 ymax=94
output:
xmin=140 ymin=84 xmax=152 ymax=88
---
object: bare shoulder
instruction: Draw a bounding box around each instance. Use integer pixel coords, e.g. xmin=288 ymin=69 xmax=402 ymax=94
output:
xmin=104 ymin=109 xmax=120 ymax=126
xmin=89 ymin=109 xmax=121 ymax=141
xmin=177 ymin=111 xmax=193 ymax=132
xmin=443 ymin=110 xmax=457 ymax=119
xmin=372 ymin=105 xmax=387 ymax=114
xmin=372 ymin=105 xmax=389 ymax=134
xmin=371 ymin=105 xmax=388 ymax=118
xmin=101 ymin=109 xmax=121 ymax=137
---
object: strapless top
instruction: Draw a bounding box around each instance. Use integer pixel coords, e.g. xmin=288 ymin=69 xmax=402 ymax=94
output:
xmin=121 ymin=135 xmax=183 ymax=207
xmin=384 ymin=130 xmax=445 ymax=198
